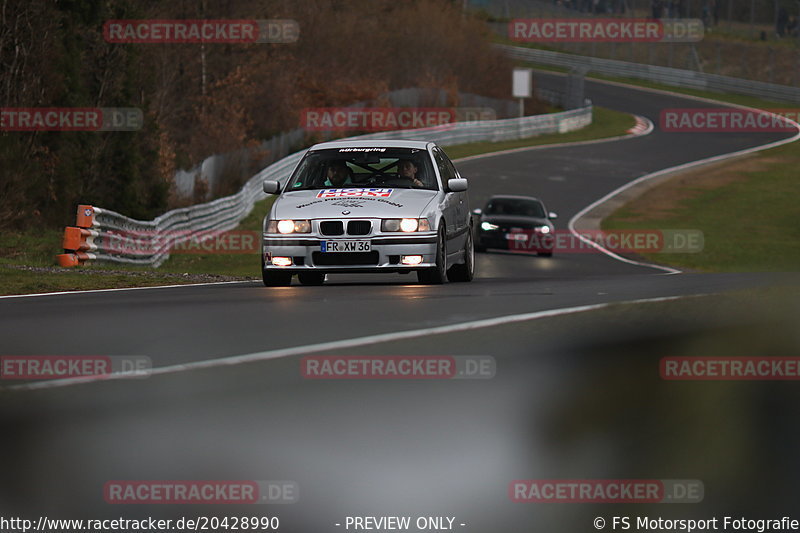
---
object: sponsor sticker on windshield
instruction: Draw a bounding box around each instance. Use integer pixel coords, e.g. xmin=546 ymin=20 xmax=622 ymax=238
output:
xmin=316 ymin=188 xmax=393 ymax=198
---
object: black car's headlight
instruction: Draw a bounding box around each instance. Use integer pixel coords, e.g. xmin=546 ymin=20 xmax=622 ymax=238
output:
xmin=381 ymin=218 xmax=431 ymax=232
xmin=537 ymin=225 xmax=551 ymax=234
xmin=266 ymin=219 xmax=311 ymax=234
xmin=480 ymin=221 xmax=499 ymax=231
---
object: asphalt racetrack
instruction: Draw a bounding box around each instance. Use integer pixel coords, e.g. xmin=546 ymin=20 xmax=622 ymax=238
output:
xmin=1 ymin=73 xmax=799 ymax=532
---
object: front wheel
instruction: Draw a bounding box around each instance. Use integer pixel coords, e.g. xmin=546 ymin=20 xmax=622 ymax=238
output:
xmin=262 ymin=270 xmax=292 ymax=286
xmin=447 ymin=227 xmax=474 ymax=282
xmin=417 ymin=227 xmax=446 ymax=285
xmin=262 ymin=257 xmax=292 ymax=286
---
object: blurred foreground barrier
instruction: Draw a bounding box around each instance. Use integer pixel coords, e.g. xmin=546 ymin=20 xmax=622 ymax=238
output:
xmin=57 ymin=106 xmax=592 ymax=267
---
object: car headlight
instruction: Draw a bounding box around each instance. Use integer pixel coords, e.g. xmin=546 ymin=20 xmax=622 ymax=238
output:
xmin=538 ymin=225 xmax=551 ymax=234
xmin=266 ymin=219 xmax=311 ymax=234
xmin=481 ymin=221 xmax=499 ymax=231
xmin=382 ymin=218 xmax=431 ymax=232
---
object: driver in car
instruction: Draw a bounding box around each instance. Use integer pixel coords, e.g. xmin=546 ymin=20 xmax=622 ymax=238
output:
xmin=324 ymin=160 xmax=353 ymax=187
xmin=396 ymin=159 xmax=425 ymax=188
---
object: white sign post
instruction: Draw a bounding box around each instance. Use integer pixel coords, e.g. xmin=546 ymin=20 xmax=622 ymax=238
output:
xmin=512 ymin=68 xmax=532 ymax=118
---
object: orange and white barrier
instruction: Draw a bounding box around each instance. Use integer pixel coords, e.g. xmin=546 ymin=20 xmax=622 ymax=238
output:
xmin=57 ymin=205 xmax=100 ymax=267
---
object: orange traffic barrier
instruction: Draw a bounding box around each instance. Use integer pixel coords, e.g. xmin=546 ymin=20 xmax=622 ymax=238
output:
xmin=56 ymin=253 xmax=81 ymax=268
xmin=56 ymin=252 xmax=93 ymax=267
xmin=57 ymin=205 xmax=99 ymax=266
xmin=62 ymin=227 xmax=96 ymax=251
xmin=76 ymin=204 xmax=96 ymax=228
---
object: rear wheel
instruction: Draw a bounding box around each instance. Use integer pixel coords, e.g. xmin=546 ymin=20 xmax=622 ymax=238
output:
xmin=298 ymin=272 xmax=326 ymax=285
xmin=417 ymin=227 xmax=446 ymax=285
xmin=447 ymin=226 xmax=474 ymax=282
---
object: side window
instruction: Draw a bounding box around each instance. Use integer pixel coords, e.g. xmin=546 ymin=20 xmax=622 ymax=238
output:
xmin=442 ymin=152 xmax=459 ymax=180
xmin=432 ymin=148 xmax=455 ymax=185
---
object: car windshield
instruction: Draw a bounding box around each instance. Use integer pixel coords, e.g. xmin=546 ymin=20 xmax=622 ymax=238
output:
xmin=485 ymin=198 xmax=545 ymax=218
xmin=287 ymin=147 xmax=438 ymax=191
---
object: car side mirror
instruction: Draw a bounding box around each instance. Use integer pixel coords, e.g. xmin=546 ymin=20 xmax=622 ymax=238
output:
xmin=447 ymin=178 xmax=468 ymax=192
xmin=548 ymin=211 xmax=558 ymax=220
xmin=263 ymin=180 xmax=281 ymax=194
xmin=471 ymin=208 xmax=482 ymax=215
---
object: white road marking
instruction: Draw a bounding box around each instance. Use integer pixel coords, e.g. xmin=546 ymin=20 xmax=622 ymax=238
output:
xmin=6 ymin=294 xmax=700 ymax=391
xmin=0 ymin=280 xmax=252 ymax=300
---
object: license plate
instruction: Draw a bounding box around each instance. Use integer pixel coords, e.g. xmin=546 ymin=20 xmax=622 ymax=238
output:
xmin=321 ymin=240 xmax=371 ymax=253
xmin=505 ymin=233 xmax=528 ymax=241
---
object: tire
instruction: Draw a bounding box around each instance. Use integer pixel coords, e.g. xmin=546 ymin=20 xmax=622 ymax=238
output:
xmin=298 ymin=272 xmax=326 ymax=285
xmin=417 ymin=227 xmax=446 ymax=285
xmin=447 ymin=226 xmax=474 ymax=282
xmin=262 ymin=259 xmax=292 ymax=286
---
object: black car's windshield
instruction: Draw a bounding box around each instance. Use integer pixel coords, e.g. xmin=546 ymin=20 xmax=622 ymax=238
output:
xmin=485 ymin=198 xmax=545 ymax=218
xmin=287 ymin=147 xmax=438 ymax=191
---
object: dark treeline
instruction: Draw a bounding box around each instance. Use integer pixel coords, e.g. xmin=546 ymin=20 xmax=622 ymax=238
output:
xmin=0 ymin=0 xmax=514 ymax=229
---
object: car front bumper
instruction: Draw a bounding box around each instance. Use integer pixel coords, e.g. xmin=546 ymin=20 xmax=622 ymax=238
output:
xmin=262 ymin=233 xmax=438 ymax=273
xmin=477 ymin=229 xmax=553 ymax=253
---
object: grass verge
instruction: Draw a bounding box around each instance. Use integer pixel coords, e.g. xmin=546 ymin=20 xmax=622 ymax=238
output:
xmin=602 ymin=141 xmax=800 ymax=272
xmin=443 ymin=106 xmax=635 ymax=160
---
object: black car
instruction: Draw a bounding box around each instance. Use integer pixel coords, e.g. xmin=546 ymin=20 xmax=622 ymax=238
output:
xmin=473 ymin=195 xmax=558 ymax=256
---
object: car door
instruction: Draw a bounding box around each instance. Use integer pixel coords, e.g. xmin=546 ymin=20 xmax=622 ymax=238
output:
xmin=431 ymin=147 xmax=465 ymax=260
xmin=441 ymin=149 xmax=469 ymax=242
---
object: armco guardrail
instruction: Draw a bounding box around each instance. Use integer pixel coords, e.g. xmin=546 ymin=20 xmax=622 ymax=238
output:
xmin=57 ymin=106 xmax=592 ymax=268
xmin=499 ymin=44 xmax=800 ymax=105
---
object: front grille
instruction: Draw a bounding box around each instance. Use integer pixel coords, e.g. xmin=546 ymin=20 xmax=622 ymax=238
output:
xmin=312 ymin=251 xmax=379 ymax=266
xmin=320 ymin=221 xmax=344 ymax=236
xmin=347 ymin=220 xmax=371 ymax=235
xmin=497 ymin=223 xmax=536 ymax=231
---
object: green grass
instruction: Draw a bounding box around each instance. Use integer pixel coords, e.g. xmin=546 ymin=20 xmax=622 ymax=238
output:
xmin=156 ymin=197 xmax=275 ymax=277
xmin=603 ymin=141 xmax=800 ymax=272
xmin=443 ymin=106 xmax=634 ymax=160
xmin=0 ymin=105 xmax=635 ymax=295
